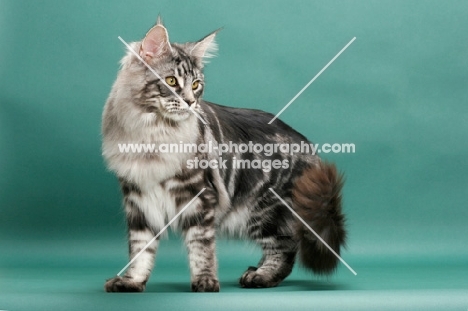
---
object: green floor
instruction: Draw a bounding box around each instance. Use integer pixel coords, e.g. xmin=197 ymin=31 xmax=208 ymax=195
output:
xmin=2 ymin=238 xmax=467 ymax=311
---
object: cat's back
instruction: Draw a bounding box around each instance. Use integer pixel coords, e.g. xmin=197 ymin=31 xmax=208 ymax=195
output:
xmin=200 ymin=101 xmax=311 ymax=145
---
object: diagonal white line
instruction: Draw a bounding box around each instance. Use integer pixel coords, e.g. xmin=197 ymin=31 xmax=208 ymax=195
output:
xmin=117 ymin=36 xmax=208 ymax=125
xmin=268 ymin=188 xmax=357 ymax=276
xmin=268 ymin=37 xmax=356 ymax=124
xmin=116 ymin=188 xmax=206 ymax=276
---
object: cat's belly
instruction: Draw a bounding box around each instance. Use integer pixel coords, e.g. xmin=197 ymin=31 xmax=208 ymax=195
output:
xmin=217 ymin=205 xmax=250 ymax=238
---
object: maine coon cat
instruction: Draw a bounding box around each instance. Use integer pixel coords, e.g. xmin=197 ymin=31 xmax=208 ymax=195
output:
xmin=102 ymin=18 xmax=346 ymax=292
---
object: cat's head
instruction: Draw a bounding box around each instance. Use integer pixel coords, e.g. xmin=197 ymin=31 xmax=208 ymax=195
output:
xmin=118 ymin=18 xmax=218 ymax=123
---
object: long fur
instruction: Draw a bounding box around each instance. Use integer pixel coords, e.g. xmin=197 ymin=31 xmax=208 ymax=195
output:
xmin=103 ymin=19 xmax=348 ymax=292
xmin=292 ymin=161 xmax=346 ymax=275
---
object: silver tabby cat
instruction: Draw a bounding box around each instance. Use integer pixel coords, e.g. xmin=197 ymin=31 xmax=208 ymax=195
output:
xmin=102 ymin=18 xmax=346 ymax=292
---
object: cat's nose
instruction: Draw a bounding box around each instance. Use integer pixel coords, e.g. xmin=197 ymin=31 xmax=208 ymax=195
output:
xmin=184 ymin=99 xmax=195 ymax=106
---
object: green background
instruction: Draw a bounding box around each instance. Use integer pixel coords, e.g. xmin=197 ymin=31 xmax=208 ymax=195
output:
xmin=1 ymin=0 xmax=467 ymax=310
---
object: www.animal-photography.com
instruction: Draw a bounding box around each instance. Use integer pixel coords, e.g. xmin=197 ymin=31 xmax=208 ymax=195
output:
xmin=1 ymin=1 xmax=467 ymax=310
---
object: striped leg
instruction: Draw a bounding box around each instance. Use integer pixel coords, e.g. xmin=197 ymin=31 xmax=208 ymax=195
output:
xmin=105 ymin=182 xmax=158 ymax=292
xmin=240 ymin=236 xmax=296 ymax=288
xmin=182 ymin=207 xmax=219 ymax=292
xmin=240 ymin=200 xmax=297 ymax=288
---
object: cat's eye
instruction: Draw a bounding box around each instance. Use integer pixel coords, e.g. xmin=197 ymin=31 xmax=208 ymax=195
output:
xmin=165 ymin=76 xmax=178 ymax=86
xmin=192 ymin=80 xmax=200 ymax=90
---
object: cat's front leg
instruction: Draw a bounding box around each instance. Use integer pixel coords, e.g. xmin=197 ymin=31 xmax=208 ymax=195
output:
xmin=182 ymin=205 xmax=219 ymax=292
xmin=105 ymin=182 xmax=158 ymax=292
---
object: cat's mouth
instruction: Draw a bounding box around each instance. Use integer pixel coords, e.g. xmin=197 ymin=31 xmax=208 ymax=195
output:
xmin=163 ymin=108 xmax=192 ymax=121
xmin=167 ymin=108 xmax=190 ymax=115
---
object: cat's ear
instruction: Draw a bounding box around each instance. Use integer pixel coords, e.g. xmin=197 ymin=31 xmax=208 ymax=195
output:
xmin=190 ymin=30 xmax=220 ymax=62
xmin=139 ymin=23 xmax=172 ymax=62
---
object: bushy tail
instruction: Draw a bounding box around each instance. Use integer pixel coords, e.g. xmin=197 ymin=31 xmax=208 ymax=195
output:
xmin=292 ymin=161 xmax=346 ymax=275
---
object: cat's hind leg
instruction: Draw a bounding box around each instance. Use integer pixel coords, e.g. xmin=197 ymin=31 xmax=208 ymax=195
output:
xmin=239 ymin=236 xmax=297 ymax=288
xmin=240 ymin=202 xmax=298 ymax=288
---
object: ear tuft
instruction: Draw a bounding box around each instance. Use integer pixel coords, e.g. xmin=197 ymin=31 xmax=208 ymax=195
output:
xmin=190 ymin=29 xmax=220 ymax=62
xmin=139 ymin=24 xmax=172 ymax=62
xmin=156 ymin=14 xmax=163 ymax=26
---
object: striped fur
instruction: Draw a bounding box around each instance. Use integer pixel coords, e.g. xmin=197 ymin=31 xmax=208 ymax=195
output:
xmin=102 ymin=19 xmax=346 ymax=292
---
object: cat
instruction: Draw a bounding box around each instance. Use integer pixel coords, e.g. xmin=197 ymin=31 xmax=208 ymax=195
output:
xmin=102 ymin=17 xmax=346 ymax=292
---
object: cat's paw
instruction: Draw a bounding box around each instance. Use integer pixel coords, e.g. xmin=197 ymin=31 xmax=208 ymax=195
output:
xmin=239 ymin=266 xmax=279 ymax=288
xmin=191 ymin=275 xmax=220 ymax=292
xmin=104 ymin=276 xmax=146 ymax=293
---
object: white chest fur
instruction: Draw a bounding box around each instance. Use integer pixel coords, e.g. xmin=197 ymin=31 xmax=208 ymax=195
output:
xmin=102 ymin=111 xmax=200 ymax=229
xmin=103 ymin=112 xmax=199 ymax=181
